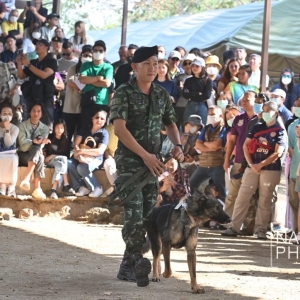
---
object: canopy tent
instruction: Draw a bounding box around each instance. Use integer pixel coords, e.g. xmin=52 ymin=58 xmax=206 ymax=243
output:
xmin=88 ymin=0 xmax=300 ymax=79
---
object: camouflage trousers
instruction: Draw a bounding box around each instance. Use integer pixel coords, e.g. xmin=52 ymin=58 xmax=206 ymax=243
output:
xmin=114 ymin=165 xmax=158 ymax=254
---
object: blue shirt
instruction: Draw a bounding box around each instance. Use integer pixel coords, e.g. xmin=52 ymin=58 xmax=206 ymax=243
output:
xmin=288 ymin=118 xmax=300 ymax=178
xmin=198 ymin=123 xmax=226 ymax=146
xmin=271 ymin=83 xmax=292 ymax=110
xmin=0 ymin=49 xmax=17 ymax=64
xmin=278 ymin=104 xmax=293 ymax=124
xmin=154 ymin=79 xmax=178 ymax=102
xmin=248 ymin=122 xmax=286 ymax=171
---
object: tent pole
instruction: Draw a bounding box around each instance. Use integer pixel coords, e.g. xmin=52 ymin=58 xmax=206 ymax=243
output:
xmin=52 ymin=0 xmax=60 ymax=14
xmin=121 ymin=0 xmax=128 ymax=45
xmin=260 ymin=0 xmax=272 ymax=92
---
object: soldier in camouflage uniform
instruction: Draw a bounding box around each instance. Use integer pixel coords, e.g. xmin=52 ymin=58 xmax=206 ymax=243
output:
xmin=110 ymin=46 xmax=184 ymax=287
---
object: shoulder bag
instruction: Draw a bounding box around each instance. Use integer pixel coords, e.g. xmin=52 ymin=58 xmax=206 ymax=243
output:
xmin=74 ymin=136 xmax=97 ymax=163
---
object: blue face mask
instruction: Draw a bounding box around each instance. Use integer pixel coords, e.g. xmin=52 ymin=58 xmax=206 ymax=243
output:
xmin=217 ymin=99 xmax=228 ymax=110
xmin=270 ymin=97 xmax=280 ymax=104
xmin=227 ymin=117 xmax=234 ymax=127
xmin=294 ymin=107 xmax=300 ymax=118
xmin=253 ymin=103 xmax=263 ymax=114
xmin=262 ymin=112 xmax=275 ymax=123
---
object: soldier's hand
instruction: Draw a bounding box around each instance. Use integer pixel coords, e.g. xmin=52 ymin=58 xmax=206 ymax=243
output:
xmin=172 ymin=146 xmax=184 ymax=162
xmin=143 ymin=153 xmax=165 ymax=177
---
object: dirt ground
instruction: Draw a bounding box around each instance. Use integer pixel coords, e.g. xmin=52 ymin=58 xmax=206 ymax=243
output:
xmin=0 ymin=174 xmax=300 ymax=300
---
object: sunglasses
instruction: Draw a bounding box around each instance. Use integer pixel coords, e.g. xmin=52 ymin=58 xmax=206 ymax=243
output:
xmin=171 ymin=57 xmax=180 ymax=61
xmin=183 ymin=62 xmax=191 ymax=66
xmin=62 ymin=52 xmax=72 ymax=56
xmin=94 ymin=50 xmax=104 ymax=53
xmin=82 ymin=54 xmax=92 ymax=58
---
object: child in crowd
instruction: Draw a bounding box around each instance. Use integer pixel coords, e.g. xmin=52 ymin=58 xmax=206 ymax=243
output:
xmin=44 ymin=119 xmax=75 ymax=199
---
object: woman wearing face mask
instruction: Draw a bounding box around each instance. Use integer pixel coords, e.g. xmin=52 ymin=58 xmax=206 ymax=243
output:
xmin=205 ymin=55 xmax=222 ymax=95
xmin=62 ymin=45 xmax=93 ymax=144
xmin=68 ymin=21 xmax=94 ymax=57
xmin=182 ymin=58 xmax=212 ymax=125
xmin=270 ymin=68 xmax=294 ymax=111
xmin=218 ymin=58 xmax=240 ymax=95
xmin=154 ymin=59 xmax=178 ymax=104
xmin=22 ymin=25 xmax=41 ymax=61
xmin=222 ymin=101 xmax=287 ymax=239
xmin=0 ymin=104 xmax=19 ymax=197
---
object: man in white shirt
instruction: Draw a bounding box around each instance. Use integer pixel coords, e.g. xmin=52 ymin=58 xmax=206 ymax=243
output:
xmin=248 ymin=53 xmax=269 ymax=89
xmin=41 ymin=13 xmax=59 ymax=42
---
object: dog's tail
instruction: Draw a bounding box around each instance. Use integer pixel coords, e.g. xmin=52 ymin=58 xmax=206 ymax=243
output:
xmin=142 ymin=235 xmax=151 ymax=254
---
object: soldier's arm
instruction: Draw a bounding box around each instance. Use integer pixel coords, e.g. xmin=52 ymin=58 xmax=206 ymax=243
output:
xmin=165 ymin=123 xmax=181 ymax=147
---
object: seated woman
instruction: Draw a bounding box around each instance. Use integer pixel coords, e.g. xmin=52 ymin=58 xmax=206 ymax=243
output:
xmin=18 ymin=103 xmax=50 ymax=200
xmin=0 ymin=104 xmax=19 ymax=197
xmin=154 ymin=59 xmax=178 ymax=104
xmin=155 ymin=157 xmax=190 ymax=207
xmin=224 ymin=64 xmax=258 ymax=105
xmin=222 ymin=101 xmax=286 ymax=239
xmin=68 ymin=109 xmax=109 ymax=198
xmin=44 ymin=119 xmax=75 ymax=199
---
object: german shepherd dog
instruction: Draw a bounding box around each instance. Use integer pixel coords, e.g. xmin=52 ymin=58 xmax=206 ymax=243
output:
xmin=145 ymin=190 xmax=230 ymax=293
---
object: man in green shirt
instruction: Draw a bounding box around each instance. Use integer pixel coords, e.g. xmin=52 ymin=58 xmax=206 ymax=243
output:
xmin=79 ymin=40 xmax=113 ymax=122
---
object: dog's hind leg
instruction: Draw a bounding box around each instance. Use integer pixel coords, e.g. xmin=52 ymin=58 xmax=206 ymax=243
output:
xmin=162 ymin=243 xmax=172 ymax=278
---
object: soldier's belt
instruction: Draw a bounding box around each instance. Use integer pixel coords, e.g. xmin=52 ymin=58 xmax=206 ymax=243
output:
xmin=108 ymin=156 xmax=172 ymax=207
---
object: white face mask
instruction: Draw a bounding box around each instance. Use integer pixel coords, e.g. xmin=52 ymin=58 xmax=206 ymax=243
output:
xmin=1 ymin=115 xmax=12 ymax=122
xmin=189 ymin=126 xmax=198 ymax=134
xmin=207 ymin=115 xmax=219 ymax=125
xmin=206 ymin=66 xmax=218 ymax=76
xmin=93 ymin=52 xmax=104 ymax=60
xmin=81 ymin=57 xmax=92 ymax=64
xmin=32 ymin=32 xmax=41 ymax=39
xmin=10 ymin=16 xmax=18 ymax=23
xmin=158 ymin=52 xmax=165 ymax=59
xmin=282 ymin=77 xmax=292 ymax=85
xmin=217 ymin=99 xmax=228 ymax=109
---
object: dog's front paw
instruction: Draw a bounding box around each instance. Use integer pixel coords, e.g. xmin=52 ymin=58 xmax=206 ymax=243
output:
xmin=162 ymin=271 xmax=172 ymax=278
xmin=191 ymin=285 xmax=205 ymax=294
xmin=152 ymin=276 xmax=160 ymax=282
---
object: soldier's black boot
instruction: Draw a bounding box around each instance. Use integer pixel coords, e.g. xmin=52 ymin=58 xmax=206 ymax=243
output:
xmin=117 ymin=251 xmax=136 ymax=282
xmin=132 ymin=251 xmax=151 ymax=287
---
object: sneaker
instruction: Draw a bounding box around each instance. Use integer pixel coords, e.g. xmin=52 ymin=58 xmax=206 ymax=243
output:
xmin=32 ymin=188 xmax=46 ymax=200
xmin=50 ymin=189 xmax=58 ymax=200
xmin=256 ymin=230 xmax=267 ymax=240
xmin=0 ymin=183 xmax=6 ymax=195
xmin=132 ymin=252 xmax=151 ymax=287
xmin=272 ymin=224 xmax=282 ymax=232
xmin=75 ymin=186 xmax=90 ymax=197
xmin=89 ymin=186 xmax=103 ymax=198
xmin=117 ymin=251 xmax=136 ymax=282
xmin=62 ymin=185 xmax=75 ymax=196
xmin=20 ymin=179 xmax=30 ymax=191
xmin=221 ymin=227 xmax=238 ymax=237
xmin=7 ymin=185 xmax=16 ymax=198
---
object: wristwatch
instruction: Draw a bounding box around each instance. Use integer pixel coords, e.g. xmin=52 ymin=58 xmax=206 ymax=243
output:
xmin=176 ymin=144 xmax=184 ymax=151
xmin=27 ymin=63 xmax=32 ymax=69
xmin=5 ymin=130 xmax=9 ymax=133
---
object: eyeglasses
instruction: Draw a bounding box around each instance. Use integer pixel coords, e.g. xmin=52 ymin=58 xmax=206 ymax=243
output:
xmin=282 ymin=75 xmax=292 ymax=78
xmin=83 ymin=54 xmax=92 ymax=58
xmin=183 ymin=62 xmax=191 ymax=66
xmin=171 ymin=57 xmax=180 ymax=61
xmin=94 ymin=50 xmax=104 ymax=53
xmin=62 ymin=52 xmax=72 ymax=56
xmin=229 ymin=65 xmax=239 ymax=69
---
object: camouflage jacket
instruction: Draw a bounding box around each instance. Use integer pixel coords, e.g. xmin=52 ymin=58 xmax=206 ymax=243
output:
xmin=110 ymin=78 xmax=177 ymax=166
xmin=0 ymin=62 xmax=18 ymax=103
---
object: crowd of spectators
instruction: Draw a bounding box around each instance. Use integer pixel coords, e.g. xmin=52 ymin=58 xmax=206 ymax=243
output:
xmin=0 ymin=0 xmax=299 ymax=241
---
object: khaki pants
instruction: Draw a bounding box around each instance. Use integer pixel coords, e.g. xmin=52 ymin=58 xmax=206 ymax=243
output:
xmin=288 ymin=178 xmax=299 ymax=231
xmin=231 ymin=168 xmax=281 ymax=233
xmin=224 ymin=163 xmax=242 ymax=217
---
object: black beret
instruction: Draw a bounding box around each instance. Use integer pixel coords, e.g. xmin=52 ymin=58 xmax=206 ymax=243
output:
xmin=51 ymin=36 xmax=63 ymax=43
xmin=132 ymin=46 xmax=158 ymax=63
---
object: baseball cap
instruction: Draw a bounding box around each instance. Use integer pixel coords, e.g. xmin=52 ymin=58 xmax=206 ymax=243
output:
xmin=191 ymin=58 xmax=205 ymax=67
xmin=47 ymin=13 xmax=60 ymax=20
xmin=33 ymin=38 xmax=50 ymax=49
xmin=185 ymin=115 xmax=203 ymax=127
xmin=168 ymin=50 xmax=181 ymax=59
xmin=182 ymin=53 xmax=196 ymax=62
xmin=271 ymin=88 xmax=286 ymax=98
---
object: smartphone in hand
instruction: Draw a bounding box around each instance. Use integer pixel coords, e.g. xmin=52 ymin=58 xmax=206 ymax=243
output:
xmin=27 ymin=1 xmax=32 ymax=7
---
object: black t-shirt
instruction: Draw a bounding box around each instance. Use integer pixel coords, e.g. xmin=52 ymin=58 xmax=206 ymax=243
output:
xmin=78 ymin=127 xmax=109 ymax=149
xmin=45 ymin=135 xmax=70 ymax=158
xmin=24 ymin=6 xmax=48 ymax=29
xmin=24 ymin=54 xmax=58 ymax=85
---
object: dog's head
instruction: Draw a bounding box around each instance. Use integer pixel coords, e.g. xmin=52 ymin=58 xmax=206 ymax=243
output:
xmin=186 ymin=189 xmax=230 ymax=224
